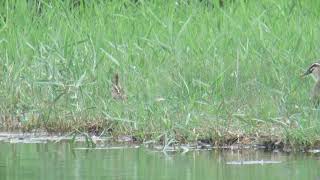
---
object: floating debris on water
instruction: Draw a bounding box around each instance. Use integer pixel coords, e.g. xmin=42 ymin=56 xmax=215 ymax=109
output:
xmin=74 ymin=145 xmax=140 ymax=150
xmin=226 ymin=160 xmax=282 ymax=165
xmin=9 ymin=139 xmax=47 ymax=144
xmin=307 ymin=149 xmax=320 ymax=153
xmin=117 ymin=135 xmax=134 ymax=142
xmin=0 ymin=132 xmax=111 ymax=144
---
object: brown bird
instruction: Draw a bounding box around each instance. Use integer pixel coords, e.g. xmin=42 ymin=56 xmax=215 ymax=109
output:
xmin=302 ymin=62 xmax=320 ymax=106
xmin=111 ymin=73 xmax=127 ymax=100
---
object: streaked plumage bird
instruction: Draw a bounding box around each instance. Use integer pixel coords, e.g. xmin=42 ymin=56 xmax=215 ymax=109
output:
xmin=111 ymin=73 xmax=127 ymax=100
xmin=302 ymin=62 xmax=320 ymax=106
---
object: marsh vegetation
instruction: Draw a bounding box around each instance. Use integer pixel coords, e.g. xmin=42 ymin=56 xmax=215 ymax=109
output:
xmin=1 ymin=0 xmax=320 ymax=150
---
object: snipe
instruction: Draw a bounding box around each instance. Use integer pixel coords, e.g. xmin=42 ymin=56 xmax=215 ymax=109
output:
xmin=111 ymin=73 xmax=127 ymax=100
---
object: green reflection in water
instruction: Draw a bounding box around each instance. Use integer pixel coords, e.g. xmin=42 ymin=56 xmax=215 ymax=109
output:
xmin=0 ymin=142 xmax=319 ymax=180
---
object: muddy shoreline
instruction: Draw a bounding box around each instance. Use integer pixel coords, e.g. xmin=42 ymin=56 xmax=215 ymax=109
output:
xmin=0 ymin=132 xmax=319 ymax=153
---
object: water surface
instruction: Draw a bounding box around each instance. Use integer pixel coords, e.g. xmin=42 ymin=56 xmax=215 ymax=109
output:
xmin=0 ymin=142 xmax=319 ymax=180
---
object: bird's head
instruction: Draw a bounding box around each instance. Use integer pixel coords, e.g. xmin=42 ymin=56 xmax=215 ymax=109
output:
xmin=302 ymin=62 xmax=320 ymax=80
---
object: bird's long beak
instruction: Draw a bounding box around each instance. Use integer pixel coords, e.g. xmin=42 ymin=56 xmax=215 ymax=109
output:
xmin=301 ymin=70 xmax=312 ymax=78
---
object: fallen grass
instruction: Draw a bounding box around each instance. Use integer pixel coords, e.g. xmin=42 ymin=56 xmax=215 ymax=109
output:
xmin=1 ymin=0 xmax=320 ymax=150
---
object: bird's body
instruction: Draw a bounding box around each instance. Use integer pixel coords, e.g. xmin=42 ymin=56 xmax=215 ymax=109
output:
xmin=111 ymin=73 xmax=127 ymax=100
xmin=311 ymin=80 xmax=320 ymax=106
xmin=302 ymin=62 xmax=320 ymax=106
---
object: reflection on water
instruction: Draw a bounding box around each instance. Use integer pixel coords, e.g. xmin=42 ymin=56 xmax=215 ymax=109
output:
xmin=0 ymin=142 xmax=319 ymax=180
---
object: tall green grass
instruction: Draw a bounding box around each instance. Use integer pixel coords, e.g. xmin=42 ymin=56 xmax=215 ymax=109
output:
xmin=1 ymin=0 xmax=320 ymax=146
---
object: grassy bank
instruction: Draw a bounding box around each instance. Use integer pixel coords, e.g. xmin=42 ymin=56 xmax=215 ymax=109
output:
xmin=1 ymin=0 xmax=320 ymax=148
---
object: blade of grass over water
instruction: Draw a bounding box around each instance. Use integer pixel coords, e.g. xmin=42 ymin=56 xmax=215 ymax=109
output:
xmin=1 ymin=0 xmax=320 ymax=149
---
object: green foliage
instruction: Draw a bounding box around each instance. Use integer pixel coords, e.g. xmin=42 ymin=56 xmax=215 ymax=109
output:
xmin=1 ymin=0 xmax=320 ymax=145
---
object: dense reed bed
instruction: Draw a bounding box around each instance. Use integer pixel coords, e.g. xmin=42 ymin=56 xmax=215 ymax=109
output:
xmin=1 ymin=0 xmax=320 ymax=148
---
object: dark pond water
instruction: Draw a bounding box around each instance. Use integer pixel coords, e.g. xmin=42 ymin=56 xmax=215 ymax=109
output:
xmin=0 ymin=142 xmax=319 ymax=180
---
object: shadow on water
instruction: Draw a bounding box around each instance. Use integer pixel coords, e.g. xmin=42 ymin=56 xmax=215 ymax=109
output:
xmin=0 ymin=142 xmax=320 ymax=180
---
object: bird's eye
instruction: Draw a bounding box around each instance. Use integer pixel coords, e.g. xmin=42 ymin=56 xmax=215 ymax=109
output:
xmin=310 ymin=67 xmax=315 ymax=72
